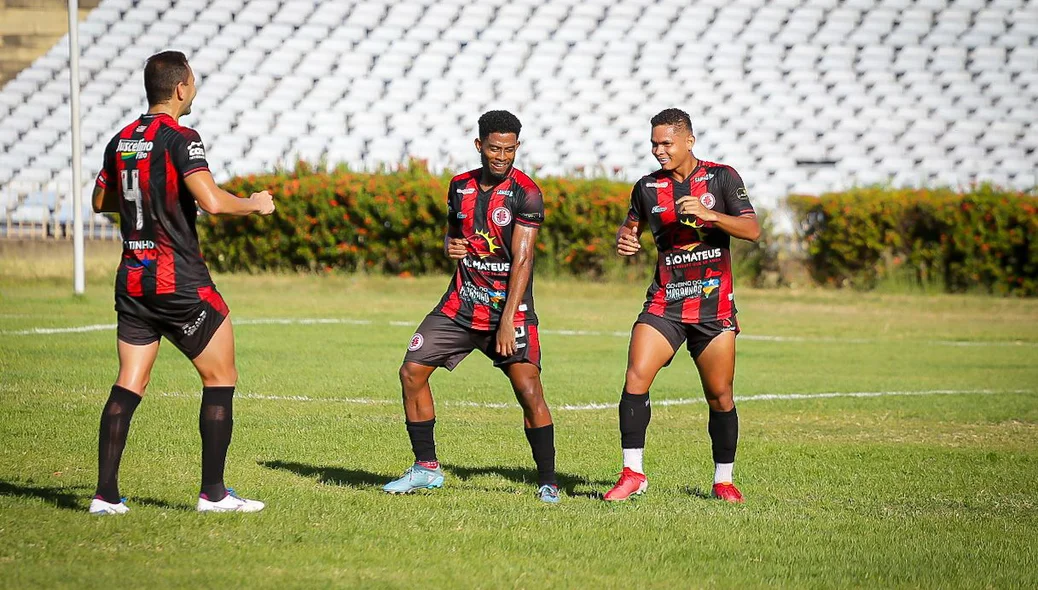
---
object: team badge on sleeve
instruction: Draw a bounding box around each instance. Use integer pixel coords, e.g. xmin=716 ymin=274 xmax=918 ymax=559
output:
xmin=408 ymin=333 xmax=424 ymax=351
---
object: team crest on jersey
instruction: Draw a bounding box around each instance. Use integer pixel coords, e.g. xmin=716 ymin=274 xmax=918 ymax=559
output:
xmin=408 ymin=333 xmax=424 ymax=351
xmin=491 ymin=207 xmax=512 ymax=226
xmin=699 ymin=193 xmax=716 ymax=209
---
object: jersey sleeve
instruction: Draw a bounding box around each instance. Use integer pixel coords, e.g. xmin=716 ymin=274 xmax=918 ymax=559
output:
xmin=170 ymin=128 xmax=210 ymax=178
xmin=626 ymin=184 xmax=642 ymax=222
xmin=718 ymin=167 xmax=755 ymax=216
xmin=95 ymin=136 xmax=117 ymax=190
xmin=512 ymin=183 xmax=545 ymax=228
xmin=446 ymin=180 xmax=462 ymax=229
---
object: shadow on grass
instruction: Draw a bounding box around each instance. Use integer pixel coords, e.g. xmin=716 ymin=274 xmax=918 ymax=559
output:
xmin=134 ymin=496 xmax=194 ymax=511
xmin=259 ymin=460 xmax=388 ymax=488
xmin=0 ymin=480 xmax=88 ymax=511
xmin=443 ymin=464 xmax=612 ymax=499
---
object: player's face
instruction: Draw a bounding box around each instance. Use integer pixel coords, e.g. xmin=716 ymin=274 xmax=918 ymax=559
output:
xmin=179 ymin=67 xmax=197 ymax=116
xmin=476 ymin=132 xmax=519 ymax=181
xmin=650 ymin=125 xmax=695 ymax=172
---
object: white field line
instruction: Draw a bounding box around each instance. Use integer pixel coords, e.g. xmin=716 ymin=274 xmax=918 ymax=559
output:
xmin=154 ymin=388 xmax=1032 ymax=412
xmin=2 ymin=317 xmax=1036 ymax=348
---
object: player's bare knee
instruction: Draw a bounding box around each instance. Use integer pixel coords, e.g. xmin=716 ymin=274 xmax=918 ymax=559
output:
xmin=625 ymin=367 xmax=652 ymax=392
xmin=513 ymin=382 xmax=544 ymax=408
xmin=399 ymin=363 xmax=426 ymax=393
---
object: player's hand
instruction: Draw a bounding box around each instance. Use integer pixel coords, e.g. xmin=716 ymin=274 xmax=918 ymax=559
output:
xmin=616 ymin=226 xmax=641 ymax=256
xmin=675 ymin=195 xmax=718 ymax=222
xmin=249 ymin=191 xmax=275 ymax=215
xmin=496 ymin=319 xmax=517 ymax=358
xmin=446 ymin=238 xmax=469 ymax=259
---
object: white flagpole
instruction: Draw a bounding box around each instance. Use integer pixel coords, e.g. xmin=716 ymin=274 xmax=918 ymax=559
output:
xmin=68 ymin=0 xmax=85 ymax=295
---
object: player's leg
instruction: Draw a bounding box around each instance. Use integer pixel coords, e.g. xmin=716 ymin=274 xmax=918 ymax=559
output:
xmin=502 ymin=359 xmax=559 ymax=503
xmin=604 ymin=318 xmax=680 ymax=501
xmin=188 ymin=317 xmax=260 ymax=511
xmin=386 ymin=313 xmax=471 ymax=494
xmin=691 ymin=325 xmax=743 ymax=503
xmin=91 ymin=330 xmax=159 ymax=515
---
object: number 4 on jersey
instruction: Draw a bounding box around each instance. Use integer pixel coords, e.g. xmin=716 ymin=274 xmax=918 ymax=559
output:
xmin=120 ymin=169 xmax=143 ymax=230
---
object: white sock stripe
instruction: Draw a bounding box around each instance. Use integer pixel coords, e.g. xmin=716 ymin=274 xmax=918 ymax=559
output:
xmin=2 ymin=317 xmax=1035 ymax=348
xmin=149 ymin=388 xmax=1032 ymax=411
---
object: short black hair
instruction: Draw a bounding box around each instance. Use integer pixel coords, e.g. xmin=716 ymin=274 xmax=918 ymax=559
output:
xmin=650 ymin=108 xmax=693 ymax=134
xmin=144 ymin=51 xmax=190 ymax=106
xmin=478 ymin=110 xmax=522 ymax=140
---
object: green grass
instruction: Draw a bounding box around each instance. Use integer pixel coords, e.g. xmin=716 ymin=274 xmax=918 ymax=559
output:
xmin=1 ymin=250 xmax=1037 ymax=588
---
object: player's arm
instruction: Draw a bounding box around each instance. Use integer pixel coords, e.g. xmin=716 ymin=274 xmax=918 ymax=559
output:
xmin=445 ymin=218 xmax=467 ymax=259
xmin=92 ymin=184 xmax=119 ymax=213
xmin=496 ymin=223 xmax=537 ymax=357
xmin=185 ymin=170 xmax=274 ymax=216
xmin=617 ymin=185 xmax=643 ymax=256
xmin=92 ymin=139 xmax=119 ymax=213
xmin=675 ymin=198 xmax=760 ymax=242
xmin=675 ymin=169 xmax=760 ymax=242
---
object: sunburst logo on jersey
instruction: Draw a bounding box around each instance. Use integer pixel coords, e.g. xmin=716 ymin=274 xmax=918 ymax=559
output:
xmin=678 ymin=242 xmax=702 ymax=252
xmin=473 ymin=229 xmax=500 ymax=259
xmin=680 ymin=216 xmax=705 ymax=229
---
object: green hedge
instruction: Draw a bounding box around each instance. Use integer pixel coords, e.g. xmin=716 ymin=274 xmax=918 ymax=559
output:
xmin=788 ymin=185 xmax=1038 ymax=295
xmin=199 ymin=161 xmax=777 ymax=283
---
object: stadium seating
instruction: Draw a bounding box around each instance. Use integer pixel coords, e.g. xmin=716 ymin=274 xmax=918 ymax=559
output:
xmin=0 ymin=0 xmax=1035 ymax=226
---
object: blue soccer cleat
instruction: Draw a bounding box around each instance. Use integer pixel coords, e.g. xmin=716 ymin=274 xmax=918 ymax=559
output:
xmin=537 ymin=484 xmax=560 ymax=504
xmin=383 ymin=463 xmax=445 ymax=494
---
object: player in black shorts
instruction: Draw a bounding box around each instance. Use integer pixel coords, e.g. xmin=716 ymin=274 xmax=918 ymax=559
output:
xmin=383 ymin=111 xmax=559 ymax=503
xmin=88 ymin=51 xmax=275 ymax=514
xmin=603 ymin=109 xmax=760 ymax=503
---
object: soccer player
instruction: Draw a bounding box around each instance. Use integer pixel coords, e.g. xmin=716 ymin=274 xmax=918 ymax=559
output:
xmin=384 ymin=110 xmax=559 ymax=503
xmin=603 ymin=108 xmax=760 ymax=503
xmin=88 ymin=51 xmax=275 ymax=515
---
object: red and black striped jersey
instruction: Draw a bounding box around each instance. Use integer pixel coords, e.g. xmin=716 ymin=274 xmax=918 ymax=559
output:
xmin=436 ymin=167 xmax=545 ymax=331
xmin=627 ymin=160 xmax=756 ymax=324
xmin=95 ymin=113 xmax=213 ymax=300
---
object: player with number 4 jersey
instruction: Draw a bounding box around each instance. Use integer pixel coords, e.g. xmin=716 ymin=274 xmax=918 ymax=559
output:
xmin=89 ymin=51 xmax=274 ymax=516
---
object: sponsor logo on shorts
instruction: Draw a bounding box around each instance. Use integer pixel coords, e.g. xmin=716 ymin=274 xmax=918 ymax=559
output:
xmin=491 ymin=207 xmax=512 ymax=226
xmin=408 ymin=333 xmax=424 ymax=351
xmin=699 ymin=193 xmax=716 ymax=209
xmin=721 ymin=317 xmax=737 ymax=331
xmin=183 ymin=310 xmax=207 ymax=336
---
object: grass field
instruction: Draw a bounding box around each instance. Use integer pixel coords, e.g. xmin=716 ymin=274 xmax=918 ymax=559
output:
xmin=1 ymin=246 xmax=1037 ymax=588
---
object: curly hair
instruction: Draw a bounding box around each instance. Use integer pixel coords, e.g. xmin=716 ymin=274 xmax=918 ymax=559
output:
xmin=650 ymin=108 xmax=693 ymax=134
xmin=478 ymin=110 xmax=522 ymax=140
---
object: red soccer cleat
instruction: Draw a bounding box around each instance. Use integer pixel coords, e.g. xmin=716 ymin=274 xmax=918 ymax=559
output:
xmin=603 ymin=467 xmax=648 ymax=501
xmin=711 ymin=482 xmax=745 ymax=503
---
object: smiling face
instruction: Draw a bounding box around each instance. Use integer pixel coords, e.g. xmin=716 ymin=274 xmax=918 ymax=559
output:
xmin=475 ymin=132 xmax=519 ymax=182
xmin=650 ymin=124 xmax=695 ymax=173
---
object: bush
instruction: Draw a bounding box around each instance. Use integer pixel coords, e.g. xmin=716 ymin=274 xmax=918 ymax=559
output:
xmin=200 ymin=161 xmax=778 ymax=283
xmin=787 ymin=185 xmax=1038 ymax=295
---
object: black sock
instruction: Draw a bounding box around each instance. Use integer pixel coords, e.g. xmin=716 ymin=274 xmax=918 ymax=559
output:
xmin=708 ymin=406 xmax=739 ymax=464
xmin=524 ymin=424 xmax=557 ymax=486
xmin=200 ymin=386 xmax=234 ymax=501
xmin=619 ymin=391 xmax=651 ymax=449
xmin=95 ymin=385 xmax=142 ymax=503
xmin=406 ymin=418 xmax=437 ymax=463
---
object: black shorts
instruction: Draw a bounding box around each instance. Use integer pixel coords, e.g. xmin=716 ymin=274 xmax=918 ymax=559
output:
xmin=116 ymin=285 xmax=230 ymax=359
xmin=635 ymin=312 xmax=740 ymax=361
xmin=403 ymin=311 xmax=541 ymax=371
